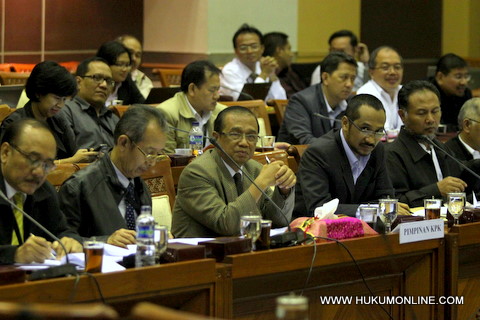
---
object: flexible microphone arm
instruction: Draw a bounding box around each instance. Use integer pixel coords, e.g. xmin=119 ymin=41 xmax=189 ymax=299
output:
xmin=169 ymin=126 xmax=292 ymax=230
xmin=421 ymin=135 xmax=480 ymax=181
xmin=0 ymin=189 xmax=71 ymax=264
xmin=313 ymin=112 xmax=343 ymax=123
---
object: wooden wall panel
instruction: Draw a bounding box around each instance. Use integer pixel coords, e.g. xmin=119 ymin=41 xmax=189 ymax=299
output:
xmin=4 ymin=0 xmax=42 ymax=52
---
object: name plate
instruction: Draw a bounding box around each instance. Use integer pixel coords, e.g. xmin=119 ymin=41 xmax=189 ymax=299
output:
xmin=393 ymin=219 xmax=444 ymax=244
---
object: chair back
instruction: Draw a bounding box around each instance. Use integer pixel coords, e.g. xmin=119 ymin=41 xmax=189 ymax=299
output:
xmin=46 ymin=164 xmax=80 ymax=190
xmin=271 ymin=99 xmax=288 ymax=124
xmin=252 ymin=150 xmax=289 ymax=166
xmin=140 ymin=157 xmax=176 ymax=209
xmin=0 ymin=72 xmax=30 ymax=85
xmin=109 ymin=105 xmax=129 ymax=118
xmin=222 ymin=100 xmax=272 ymax=136
xmin=153 ymin=69 xmax=183 ymax=87
xmin=9 ymin=63 xmax=36 ymax=73
xmin=0 ymin=104 xmax=15 ymax=123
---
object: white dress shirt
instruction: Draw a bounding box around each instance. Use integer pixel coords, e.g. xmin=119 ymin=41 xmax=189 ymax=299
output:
xmin=220 ymin=58 xmax=286 ymax=101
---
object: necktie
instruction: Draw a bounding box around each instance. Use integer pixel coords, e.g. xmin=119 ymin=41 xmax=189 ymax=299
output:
xmin=233 ymin=173 xmax=243 ymax=196
xmin=11 ymin=192 xmax=24 ymax=245
xmin=125 ymin=182 xmax=136 ymax=230
xmin=248 ymin=72 xmax=258 ymax=83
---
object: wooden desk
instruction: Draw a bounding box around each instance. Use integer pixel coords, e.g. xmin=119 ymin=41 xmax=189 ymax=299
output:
xmin=0 ymin=259 xmax=217 ymax=317
xmin=218 ymin=234 xmax=444 ymax=320
xmin=446 ymin=222 xmax=480 ymax=319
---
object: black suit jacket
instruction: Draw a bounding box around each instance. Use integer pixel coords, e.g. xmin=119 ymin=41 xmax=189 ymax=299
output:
xmin=293 ymin=130 xmax=394 ymax=218
xmin=444 ymin=136 xmax=473 ymax=161
xmin=0 ymin=170 xmax=80 ymax=264
xmin=118 ymin=76 xmax=145 ymax=105
xmin=386 ymin=127 xmax=480 ymax=207
xmin=278 ymin=84 xmax=344 ymax=145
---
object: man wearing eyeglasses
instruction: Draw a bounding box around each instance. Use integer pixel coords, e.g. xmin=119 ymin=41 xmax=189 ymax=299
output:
xmin=431 ymin=53 xmax=473 ymax=132
xmin=357 ymin=46 xmax=404 ymax=132
xmin=445 ymin=98 xmax=480 ymax=161
xmin=172 ymin=106 xmax=295 ymax=238
xmin=219 ymin=23 xmax=287 ymax=101
xmin=386 ymin=81 xmax=480 ymax=207
xmin=0 ymin=119 xmax=82 ymax=264
xmin=293 ymin=94 xmax=397 ymax=218
xmin=61 ymin=57 xmax=119 ymax=150
xmin=59 ymin=105 xmax=167 ymax=247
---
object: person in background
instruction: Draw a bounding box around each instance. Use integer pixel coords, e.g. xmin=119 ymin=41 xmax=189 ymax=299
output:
xmin=311 ymin=29 xmax=369 ymax=92
xmin=0 ymin=61 xmax=98 ymax=163
xmin=445 ymin=98 xmax=480 ymax=161
xmin=116 ymin=34 xmax=153 ymax=99
xmin=431 ymin=53 xmax=473 ymax=132
xmin=263 ymin=32 xmax=306 ymax=98
xmin=0 ymin=119 xmax=83 ymax=264
xmin=96 ymin=41 xmax=145 ymax=106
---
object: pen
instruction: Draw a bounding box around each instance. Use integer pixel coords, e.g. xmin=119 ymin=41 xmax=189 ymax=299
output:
xmin=30 ymin=233 xmax=57 ymax=260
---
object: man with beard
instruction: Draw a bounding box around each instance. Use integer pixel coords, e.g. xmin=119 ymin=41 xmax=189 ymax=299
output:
xmin=357 ymin=46 xmax=404 ymax=131
xmin=59 ymin=105 xmax=167 ymax=247
xmin=431 ymin=53 xmax=473 ymax=132
xmin=278 ymin=52 xmax=357 ymax=145
xmin=293 ymin=94 xmax=396 ymax=218
xmin=386 ymin=80 xmax=480 ymax=207
xmin=60 ymin=57 xmax=119 ymax=150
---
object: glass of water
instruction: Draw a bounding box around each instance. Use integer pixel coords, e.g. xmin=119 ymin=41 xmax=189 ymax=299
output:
xmin=447 ymin=192 xmax=465 ymax=226
xmin=240 ymin=215 xmax=262 ymax=251
xmin=154 ymin=225 xmax=169 ymax=264
xmin=379 ymin=198 xmax=398 ymax=233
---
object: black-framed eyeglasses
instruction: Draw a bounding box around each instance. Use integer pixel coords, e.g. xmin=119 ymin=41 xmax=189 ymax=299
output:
xmin=347 ymin=117 xmax=386 ymax=139
xmin=81 ymin=74 xmax=116 ymax=88
xmin=126 ymin=136 xmax=168 ymax=163
xmin=467 ymin=118 xmax=480 ymax=124
xmin=221 ymin=132 xmax=259 ymax=143
xmin=9 ymin=143 xmax=56 ymax=173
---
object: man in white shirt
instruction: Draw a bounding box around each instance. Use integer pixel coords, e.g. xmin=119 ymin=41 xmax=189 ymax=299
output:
xmin=357 ymin=46 xmax=404 ymax=131
xmin=220 ymin=24 xmax=286 ymax=102
xmin=311 ymin=30 xmax=369 ymax=92
xmin=445 ymin=98 xmax=480 ymax=161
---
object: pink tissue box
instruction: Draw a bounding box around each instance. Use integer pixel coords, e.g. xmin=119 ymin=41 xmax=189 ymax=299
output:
xmin=290 ymin=217 xmax=377 ymax=241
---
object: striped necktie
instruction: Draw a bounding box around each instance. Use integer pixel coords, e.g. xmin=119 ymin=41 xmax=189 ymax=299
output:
xmin=11 ymin=192 xmax=24 ymax=245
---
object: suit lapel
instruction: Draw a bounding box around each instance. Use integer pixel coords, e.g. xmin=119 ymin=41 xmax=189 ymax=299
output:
xmin=212 ymin=150 xmax=239 ymax=203
xmin=334 ymin=132 xmax=355 ymax=198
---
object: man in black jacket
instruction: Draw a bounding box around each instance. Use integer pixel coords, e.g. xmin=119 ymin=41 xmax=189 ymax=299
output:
xmin=0 ymin=119 xmax=82 ymax=264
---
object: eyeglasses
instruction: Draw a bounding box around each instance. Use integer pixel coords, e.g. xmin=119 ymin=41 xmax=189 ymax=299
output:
xmin=112 ymin=62 xmax=131 ymax=69
xmin=9 ymin=143 xmax=56 ymax=173
xmin=450 ymin=73 xmax=471 ymax=81
xmin=221 ymin=132 xmax=259 ymax=143
xmin=347 ymin=117 xmax=386 ymax=139
xmin=374 ymin=64 xmax=403 ymax=72
xmin=127 ymin=136 xmax=168 ymax=163
xmin=237 ymin=43 xmax=261 ymax=53
xmin=81 ymin=74 xmax=116 ymax=88
xmin=467 ymin=118 xmax=480 ymax=124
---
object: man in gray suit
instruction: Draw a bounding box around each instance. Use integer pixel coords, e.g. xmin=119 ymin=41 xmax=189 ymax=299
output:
xmin=278 ymin=52 xmax=357 ymax=145
xmin=172 ymin=106 xmax=296 ymax=238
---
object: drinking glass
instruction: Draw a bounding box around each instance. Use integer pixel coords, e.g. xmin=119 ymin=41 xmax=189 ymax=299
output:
xmin=379 ymin=199 xmax=398 ymax=233
xmin=424 ymin=198 xmax=442 ymax=220
xmin=359 ymin=206 xmax=378 ymax=229
xmin=154 ymin=225 xmax=169 ymax=264
xmin=447 ymin=192 xmax=466 ymax=225
xmin=83 ymin=240 xmax=104 ymax=273
xmin=240 ymin=215 xmax=262 ymax=251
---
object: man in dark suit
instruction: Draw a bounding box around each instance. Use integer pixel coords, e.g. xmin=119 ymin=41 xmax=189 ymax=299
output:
xmin=386 ymin=81 xmax=480 ymax=207
xmin=445 ymin=98 xmax=480 ymax=161
xmin=59 ymin=105 xmax=167 ymax=248
xmin=293 ymin=94 xmax=395 ymax=218
xmin=0 ymin=119 xmax=82 ymax=264
xmin=278 ymin=52 xmax=357 ymax=145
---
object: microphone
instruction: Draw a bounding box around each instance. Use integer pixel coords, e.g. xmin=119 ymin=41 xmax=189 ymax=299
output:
xmin=0 ymin=189 xmax=77 ymax=279
xmin=220 ymin=85 xmax=255 ymax=101
xmin=170 ymin=126 xmax=304 ymax=244
xmin=420 ymin=135 xmax=480 ymax=181
xmin=313 ymin=112 xmax=342 ymax=124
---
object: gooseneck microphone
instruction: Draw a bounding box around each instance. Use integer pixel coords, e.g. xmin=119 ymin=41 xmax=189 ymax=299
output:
xmin=169 ymin=126 xmax=295 ymax=235
xmin=420 ymin=135 xmax=480 ymax=181
xmin=0 ymin=189 xmax=77 ymax=279
xmin=313 ymin=112 xmax=342 ymax=123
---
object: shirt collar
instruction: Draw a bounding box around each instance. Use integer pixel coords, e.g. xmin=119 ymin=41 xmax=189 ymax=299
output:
xmin=185 ymin=96 xmax=212 ymax=127
xmin=4 ymin=179 xmax=25 ymax=201
xmin=458 ymin=135 xmax=477 ymax=155
xmin=340 ymin=128 xmax=370 ymax=167
xmin=110 ymin=158 xmax=131 ymax=189
xmin=322 ymin=90 xmax=347 ymax=116
xmin=221 ymin=158 xmax=243 ymax=177
xmin=371 ymin=80 xmax=401 ymax=101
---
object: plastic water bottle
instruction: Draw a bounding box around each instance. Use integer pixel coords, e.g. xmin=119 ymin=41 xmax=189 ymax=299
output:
xmin=189 ymin=122 xmax=203 ymax=156
xmin=135 ymin=205 xmax=155 ymax=267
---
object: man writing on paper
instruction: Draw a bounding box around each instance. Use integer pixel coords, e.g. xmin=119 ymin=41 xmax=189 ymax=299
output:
xmin=0 ymin=119 xmax=82 ymax=264
xmin=172 ymin=106 xmax=296 ymax=238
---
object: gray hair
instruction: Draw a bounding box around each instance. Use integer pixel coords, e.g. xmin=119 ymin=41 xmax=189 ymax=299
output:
xmin=458 ymin=98 xmax=480 ymax=130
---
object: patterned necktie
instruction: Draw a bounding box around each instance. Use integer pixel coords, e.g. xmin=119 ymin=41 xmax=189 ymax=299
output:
xmin=124 ymin=182 xmax=136 ymax=230
xmin=11 ymin=192 xmax=24 ymax=245
xmin=233 ymin=173 xmax=243 ymax=196
xmin=248 ymin=72 xmax=258 ymax=83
